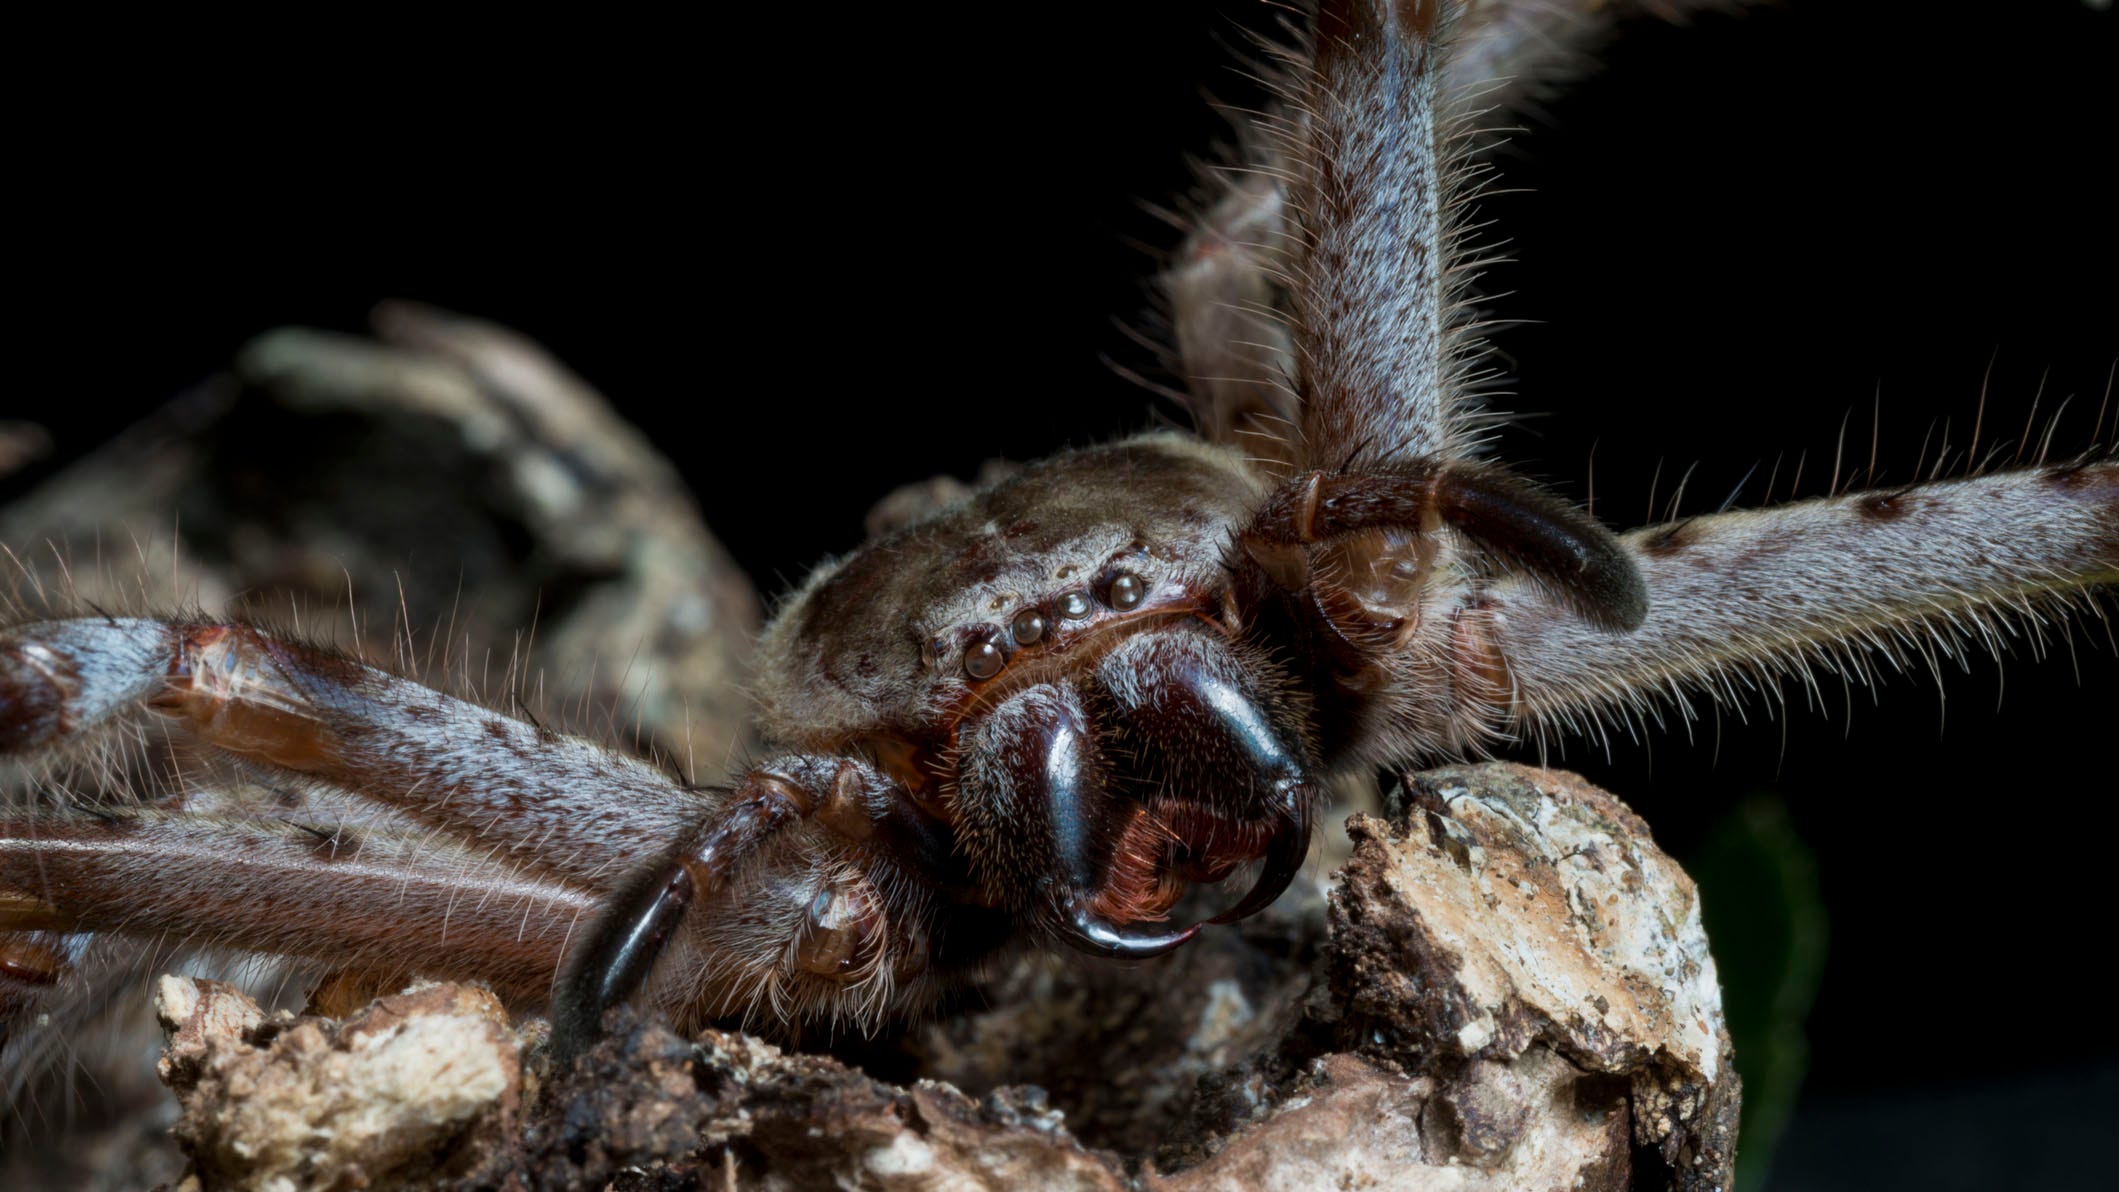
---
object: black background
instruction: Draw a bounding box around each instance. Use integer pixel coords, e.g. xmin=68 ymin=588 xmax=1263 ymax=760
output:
xmin=11 ymin=3 xmax=2116 ymax=1186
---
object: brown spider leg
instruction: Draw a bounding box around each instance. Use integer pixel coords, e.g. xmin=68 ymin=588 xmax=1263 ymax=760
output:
xmin=1490 ymin=460 xmax=2119 ymax=734
xmin=1268 ymin=2 xmax=1637 ymax=625
xmin=549 ymin=753 xmax=921 ymax=1060
xmin=1291 ymin=0 xmax=1458 ymax=466
xmin=0 ymin=811 xmax=598 ymax=1002
xmin=1170 ymin=0 xmax=1733 ymax=471
xmin=0 ymin=617 xmax=709 ymax=886
xmin=1164 ymin=153 xmax=1302 ymax=477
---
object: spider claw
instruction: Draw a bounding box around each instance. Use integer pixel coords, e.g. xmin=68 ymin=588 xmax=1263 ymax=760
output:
xmin=549 ymin=860 xmax=695 ymax=1063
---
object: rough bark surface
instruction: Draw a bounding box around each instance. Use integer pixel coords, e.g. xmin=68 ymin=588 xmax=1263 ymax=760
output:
xmin=132 ymin=764 xmax=1735 ymax=1191
xmin=155 ymin=980 xmax=522 ymax=1191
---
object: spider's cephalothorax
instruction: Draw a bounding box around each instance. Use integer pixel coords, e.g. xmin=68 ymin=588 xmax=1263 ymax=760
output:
xmin=2 ymin=0 xmax=2114 ymax=1064
xmin=744 ymin=425 xmax=1645 ymax=983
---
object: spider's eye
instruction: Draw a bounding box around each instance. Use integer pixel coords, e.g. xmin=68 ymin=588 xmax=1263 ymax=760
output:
xmin=962 ymin=637 xmax=1005 ymax=680
xmin=1057 ymin=591 xmax=1093 ymax=620
xmin=1011 ymin=608 xmax=1047 ymax=644
xmin=1107 ymin=571 xmax=1146 ymax=610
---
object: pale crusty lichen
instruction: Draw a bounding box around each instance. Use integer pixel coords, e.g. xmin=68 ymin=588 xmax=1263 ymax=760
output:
xmin=155 ymin=979 xmax=520 ymax=1192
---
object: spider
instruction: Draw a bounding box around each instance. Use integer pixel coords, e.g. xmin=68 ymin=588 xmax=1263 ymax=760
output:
xmin=1 ymin=0 xmax=2113 ymax=1123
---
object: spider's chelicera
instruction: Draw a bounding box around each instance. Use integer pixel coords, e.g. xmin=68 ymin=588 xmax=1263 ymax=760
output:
xmin=2 ymin=0 xmax=2114 ymax=1067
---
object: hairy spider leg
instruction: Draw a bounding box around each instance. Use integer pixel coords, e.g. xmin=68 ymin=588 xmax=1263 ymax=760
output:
xmin=0 ymin=813 xmax=595 ymax=1002
xmin=0 ymin=619 xmax=953 ymax=1047
xmin=1293 ymin=0 xmax=1459 ymax=467
xmin=1161 ymin=0 xmax=1722 ymax=476
xmin=0 ymin=615 xmax=696 ymax=1019
xmin=1166 ymin=2 xmax=1646 ymax=771
xmin=1491 ymin=461 xmax=2119 ymax=742
xmin=0 ymin=618 xmax=712 ymax=884
xmin=1171 ymin=0 xmax=2117 ymax=768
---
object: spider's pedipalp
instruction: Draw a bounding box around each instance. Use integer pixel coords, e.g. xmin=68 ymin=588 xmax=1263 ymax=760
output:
xmin=1240 ymin=460 xmax=1646 ymax=636
xmin=549 ymin=764 xmax=823 ymax=1058
xmin=553 ymin=751 xmax=964 ymax=1057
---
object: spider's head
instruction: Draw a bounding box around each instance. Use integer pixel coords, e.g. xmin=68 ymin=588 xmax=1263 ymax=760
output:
xmin=754 ymin=436 xmax=1316 ymax=956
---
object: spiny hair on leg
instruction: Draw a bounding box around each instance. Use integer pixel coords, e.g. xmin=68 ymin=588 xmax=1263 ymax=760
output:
xmin=0 ymin=533 xmax=703 ymax=786
xmin=1150 ymin=4 xmax=1544 ymax=475
xmin=1498 ymin=423 xmax=2116 ymax=763
xmin=1523 ymin=584 xmax=2115 ymax=764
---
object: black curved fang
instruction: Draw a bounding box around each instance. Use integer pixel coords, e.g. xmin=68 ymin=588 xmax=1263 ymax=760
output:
xmin=1014 ymin=687 xmax=1205 ymax=957
xmin=1093 ymin=634 xmax=1323 ymax=929
xmin=1059 ymin=903 xmax=1200 ymax=959
xmin=1209 ymin=781 xmax=1313 ymax=926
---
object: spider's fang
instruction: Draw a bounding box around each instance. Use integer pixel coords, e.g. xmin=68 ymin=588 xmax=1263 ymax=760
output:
xmin=1207 ymin=790 xmax=1312 ymax=927
xmin=1056 ymin=902 xmax=1198 ymax=960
